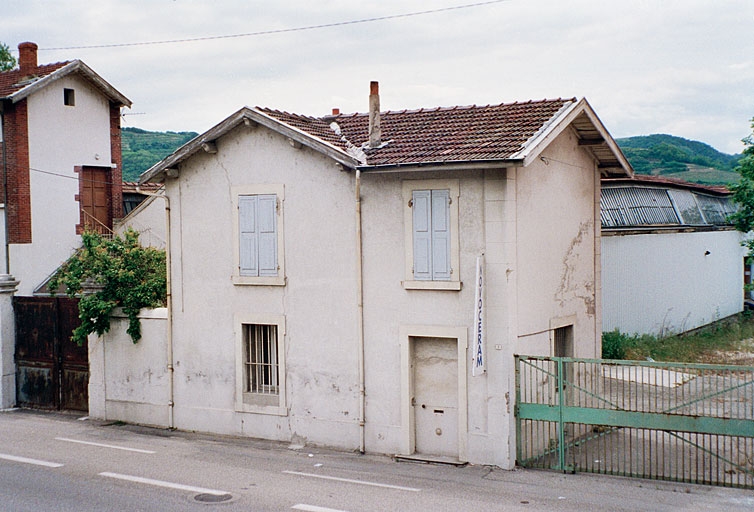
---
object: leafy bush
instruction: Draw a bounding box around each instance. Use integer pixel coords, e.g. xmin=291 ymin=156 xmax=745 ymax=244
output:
xmin=602 ymin=330 xmax=629 ymax=359
xmin=49 ymin=229 xmax=167 ymax=344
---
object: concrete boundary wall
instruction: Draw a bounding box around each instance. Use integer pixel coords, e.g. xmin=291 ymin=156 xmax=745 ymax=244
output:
xmin=88 ymin=308 xmax=169 ymax=427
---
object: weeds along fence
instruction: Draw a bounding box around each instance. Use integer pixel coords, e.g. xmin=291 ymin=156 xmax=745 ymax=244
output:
xmin=515 ymin=356 xmax=754 ymax=488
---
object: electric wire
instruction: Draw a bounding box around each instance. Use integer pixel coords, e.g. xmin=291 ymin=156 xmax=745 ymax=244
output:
xmin=40 ymin=1 xmax=508 ymax=51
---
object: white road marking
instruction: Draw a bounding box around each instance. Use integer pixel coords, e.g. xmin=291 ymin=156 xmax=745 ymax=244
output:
xmin=0 ymin=453 xmax=64 ymax=468
xmin=283 ymin=470 xmax=421 ymax=492
xmin=99 ymin=472 xmax=229 ymax=496
xmin=292 ymin=504 xmax=350 ymax=512
xmin=55 ymin=437 xmax=156 ymax=454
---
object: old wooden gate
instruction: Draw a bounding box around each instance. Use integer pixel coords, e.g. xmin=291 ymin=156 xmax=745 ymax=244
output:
xmin=13 ymin=296 xmax=88 ymax=411
xmin=515 ymin=355 xmax=754 ymax=488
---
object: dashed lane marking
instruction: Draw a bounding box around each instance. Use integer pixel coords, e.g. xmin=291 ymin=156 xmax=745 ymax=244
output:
xmin=283 ymin=470 xmax=421 ymax=492
xmin=99 ymin=472 xmax=229 ymax=496
xmin=0 ymin=453 xmax=64 ymax=468
xmin=55 ymin=437 xmax=156 ymax=454
xmin=292 ymin=504 xmax=350 ymax=512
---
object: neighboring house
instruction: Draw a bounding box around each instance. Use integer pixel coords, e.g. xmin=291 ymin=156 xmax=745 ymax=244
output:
xmin=0 ymin=41 xmax=131 ymax=295
xmin=117 ymin=182 xmax=166 ymax=249
xmin=0 ymin=41 xmax=131 ymax=409
xmin=95 ymin=84 xmax=630 ymax=468
xmin=601 ymin=175 xmax=743 ymax=336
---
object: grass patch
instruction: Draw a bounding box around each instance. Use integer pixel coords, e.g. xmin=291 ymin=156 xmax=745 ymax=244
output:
xmin=602 ymin=313 xmax=754 ymax=364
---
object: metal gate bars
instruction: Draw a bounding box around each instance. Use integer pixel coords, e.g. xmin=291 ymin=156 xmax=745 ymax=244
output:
xmin=515 ymin=355 xmax=754 ymax=488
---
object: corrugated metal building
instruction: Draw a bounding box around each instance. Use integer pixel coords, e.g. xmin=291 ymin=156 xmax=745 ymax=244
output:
xmin=601 ymin=175 xmax=745 ymax=336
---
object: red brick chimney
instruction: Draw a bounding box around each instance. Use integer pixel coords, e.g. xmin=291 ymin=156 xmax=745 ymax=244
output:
xmin=18 ymin=42 xmax=38 ymax=76
xmin=368 ymin=81 xmax=381 ymax=148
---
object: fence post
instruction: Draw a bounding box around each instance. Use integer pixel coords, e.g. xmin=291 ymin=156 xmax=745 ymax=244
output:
xmin=557 ymin=356 xmax=566 ymax=472
xmin=0 ymin=274 xmax=19 ymax=409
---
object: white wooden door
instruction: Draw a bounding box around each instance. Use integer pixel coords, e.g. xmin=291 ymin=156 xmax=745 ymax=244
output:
xmin=411 ymin=337 xmax=458 ymax=457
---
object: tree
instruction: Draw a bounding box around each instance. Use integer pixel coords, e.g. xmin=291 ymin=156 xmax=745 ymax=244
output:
xmin=0 ymin=42 xmax=16 ymax=72
xmin=729 ymin=118 xmax=754 ymax=256
xmin=49 ymin=229 xmax=167 ymax=344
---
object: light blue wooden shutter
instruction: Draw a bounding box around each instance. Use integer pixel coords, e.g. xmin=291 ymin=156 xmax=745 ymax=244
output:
xmin=239 ymin=195 xmax=258 ymax=276
xmin=431 ymin=189 xmax=451 ymax=280
xmin=257 ymin=194 xmax=278 ymax=276
xmin=412 ymin=190 xmax=432 ymax=280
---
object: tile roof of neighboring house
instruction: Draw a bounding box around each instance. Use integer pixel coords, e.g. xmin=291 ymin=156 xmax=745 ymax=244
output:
xmin=259 ymin=99 xmax=576 ymax=167
xmin=0 ymin=60 xmax=131 ymax=106
xmin=140 ymin=95 xmax=632 ymax=183
xmin=0 ymin=61 xmax=70 ymax=97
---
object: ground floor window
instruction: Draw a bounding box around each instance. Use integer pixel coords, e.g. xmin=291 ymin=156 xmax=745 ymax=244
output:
xmin=235 ymin=314 xmax=286 ymax=415
xmin=243 ymin=324 xmax=279 ymax=395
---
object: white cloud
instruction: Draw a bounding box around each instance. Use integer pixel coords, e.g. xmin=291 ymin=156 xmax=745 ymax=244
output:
xmin=4 ymin=0 xmax=754 ymax=154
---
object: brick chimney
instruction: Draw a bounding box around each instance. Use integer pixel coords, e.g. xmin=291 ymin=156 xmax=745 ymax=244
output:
xmin=368 ymin=81 xmax=381 ymax=149
xmin=18 ymin=42 xmax=38 ymax=76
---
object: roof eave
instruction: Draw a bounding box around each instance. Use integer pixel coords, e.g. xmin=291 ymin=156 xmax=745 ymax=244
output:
xmin=9 ymin=60 xmax=132 ymax=107
xmin=510 ymin=97 xmax=633 ymax=177
xmin=139 ymin=107 xmax=359 ymax=184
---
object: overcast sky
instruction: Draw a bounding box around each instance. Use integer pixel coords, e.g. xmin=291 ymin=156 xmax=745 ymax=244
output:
xmin=5 ymin=0 xmax=754 ymax=154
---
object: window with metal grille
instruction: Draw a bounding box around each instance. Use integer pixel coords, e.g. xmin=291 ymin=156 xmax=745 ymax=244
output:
xmin=243 ymin=324 xmax=279 ymax=395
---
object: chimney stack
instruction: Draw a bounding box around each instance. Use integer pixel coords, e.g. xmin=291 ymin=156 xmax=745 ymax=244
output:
xmin=332 ymin=108 xmax=340 ymax=116
xmin=18 ymin=42 xmax=38 ymax=76
xmin=368 ymin=81 xmax=381 ymax=148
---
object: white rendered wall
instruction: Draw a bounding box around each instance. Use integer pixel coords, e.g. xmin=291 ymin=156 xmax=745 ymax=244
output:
xmin=514 ymin=128 xmax=601 ymax=359
xmin=88 ymin=308 xmax=169 ymax=426
xmin=11 ymin=74 xmax=112 ymax=295
xmin=145 ymin=121 xmax=600 ymax=468
xmin=166 ymin=123 xmax=361 ymax=448
xmin=115 ymin=195 xmax=167 ymax=249
xmin=602 ymin=230 xmax=745 ymax=336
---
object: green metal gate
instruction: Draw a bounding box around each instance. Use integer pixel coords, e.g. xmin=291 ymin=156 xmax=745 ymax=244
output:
xmin=515 ymin=355 xmax=754 ymax=488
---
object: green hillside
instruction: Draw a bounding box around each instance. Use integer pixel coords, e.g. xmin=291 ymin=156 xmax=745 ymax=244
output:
xmin=616 ymin=134 xmax=742 ymax=186
xmin=121 ymin=127 xmax=198 ymax=182
xmin=121 ymin=129 xmax=743 ymax=187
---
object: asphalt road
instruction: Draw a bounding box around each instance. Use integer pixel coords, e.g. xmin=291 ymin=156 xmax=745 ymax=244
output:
xmin=0 ymin=409 xmax=751 ymax=511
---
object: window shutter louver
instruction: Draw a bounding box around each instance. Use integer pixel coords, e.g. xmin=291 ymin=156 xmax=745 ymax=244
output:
xmin=257 ymin=194 xmax=278 ymax=276
xmin=431 ymin=190 xmax=451 ymax=280
xmin=239 ymin=195 xmax=258 ymax=276
xmin=412 ymin=190 xmax=432 ymax=280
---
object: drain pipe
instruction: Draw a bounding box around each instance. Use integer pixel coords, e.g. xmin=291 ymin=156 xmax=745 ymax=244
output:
xmin=355 ymin=169 xmax=366 ymax=453
xmin=136 ymin=187 xmax=174 ymax=429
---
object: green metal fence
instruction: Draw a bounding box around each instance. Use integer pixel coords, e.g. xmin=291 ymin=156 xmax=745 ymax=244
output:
xmin=515 ymin=355 xmax=754 ymax=488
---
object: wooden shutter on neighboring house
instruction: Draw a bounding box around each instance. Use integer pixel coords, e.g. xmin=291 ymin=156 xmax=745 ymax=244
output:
xmin=239 ymin=194 xmax=277 ymax=277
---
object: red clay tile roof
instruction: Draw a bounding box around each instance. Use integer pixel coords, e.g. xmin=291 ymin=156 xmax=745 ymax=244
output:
xmin=259 ymin=98 xmax=576 ymax=167
xmin=0 ymin=61 xmax=71 ymax=98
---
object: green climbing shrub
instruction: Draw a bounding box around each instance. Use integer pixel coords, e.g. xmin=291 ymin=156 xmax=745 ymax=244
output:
xmin=49 ymin=228 xmax=167 ymax=344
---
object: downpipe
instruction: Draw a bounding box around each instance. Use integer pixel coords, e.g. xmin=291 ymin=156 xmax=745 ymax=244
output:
xmin=355 ymin=170 xmax=366 ymax=453
xmin=136 ymin=187 xmax=174 ymax=429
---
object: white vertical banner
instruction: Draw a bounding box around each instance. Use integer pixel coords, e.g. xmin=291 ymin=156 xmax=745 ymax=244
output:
xmin=472 ymin=254 xmax=485 ymax=376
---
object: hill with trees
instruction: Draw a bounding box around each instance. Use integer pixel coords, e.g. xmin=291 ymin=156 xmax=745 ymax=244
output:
xmin=615 ymin=134 xmax=742 ymax=186
xmin=120 ymin=128 xmax=743 ymax=186
xmin=121 ymin=127 xmax=198 ymax=182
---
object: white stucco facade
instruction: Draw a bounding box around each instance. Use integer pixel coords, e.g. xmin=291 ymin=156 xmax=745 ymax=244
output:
xmin=7 ymin=74 xmax=114 ymax=295
xmin=602 ymin=229 xmax=745 ymax=336
xmin=94 ymin=106 xmax=609 ymax=468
